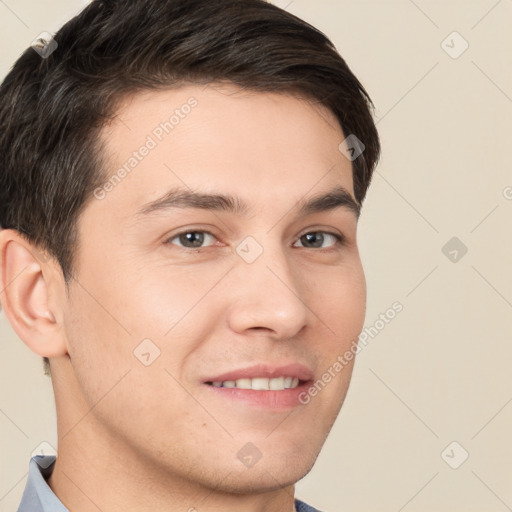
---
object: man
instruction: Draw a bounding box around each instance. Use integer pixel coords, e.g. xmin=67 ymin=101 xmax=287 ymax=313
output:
xmin=0 ymin=0 xmax=380 ymax=510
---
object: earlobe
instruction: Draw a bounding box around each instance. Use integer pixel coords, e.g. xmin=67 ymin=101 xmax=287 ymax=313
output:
xmin=0 ymin=229 xmax=68 ymax=358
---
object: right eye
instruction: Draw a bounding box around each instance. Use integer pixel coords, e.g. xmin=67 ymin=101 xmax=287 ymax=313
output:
xmin=164 ymin=230 xmax=218 ymax=250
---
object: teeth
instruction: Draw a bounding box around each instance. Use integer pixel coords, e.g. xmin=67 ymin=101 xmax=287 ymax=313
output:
xmin=251 ymin=377 xmax=269 ymax=390
xmin=235 ymin=378 xmax=252 ymax=389
xmin=210 ymin=376 xmax=301 ymax=390
xmin=269 ymin=377 xmax=285 ymax=390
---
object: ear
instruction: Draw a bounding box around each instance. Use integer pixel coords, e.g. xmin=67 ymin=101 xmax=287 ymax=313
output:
xmin=0 ymin=229 xmax=69 ymax=359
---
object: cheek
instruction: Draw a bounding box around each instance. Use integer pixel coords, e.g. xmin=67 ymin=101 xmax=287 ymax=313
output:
xmin=316 ymin=259 xmax=367 ymax=340
xmin=343 ymin=266 xmax=367 ymax=333
xmin=121 ymin=262 xmax=228 ymax=338
xmin=62 ymin=287 xmax=198 ymax=451
xmin=306 ymin=260 xmax=366 ymax=399
xmin=62 ymin=290 xmax=132 ymax=408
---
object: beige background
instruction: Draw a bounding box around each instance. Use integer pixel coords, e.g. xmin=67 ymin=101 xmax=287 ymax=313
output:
xmin=1 ymin=1 xmax=511 ymax=511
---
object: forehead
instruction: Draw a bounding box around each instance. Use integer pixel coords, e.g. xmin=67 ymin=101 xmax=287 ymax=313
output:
xmin=92 ymin=83 xmax=355 ymax=223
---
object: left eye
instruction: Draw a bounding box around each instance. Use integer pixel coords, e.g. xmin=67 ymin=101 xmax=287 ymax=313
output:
xmin=166 ymin=230 xmax=343 ymax=250
xmin=294 ymin=231 xmax=343 ymax=249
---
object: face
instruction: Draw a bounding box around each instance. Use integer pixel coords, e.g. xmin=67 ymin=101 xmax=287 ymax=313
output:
xmin=61 ymin=82 xmax=366 ymax=492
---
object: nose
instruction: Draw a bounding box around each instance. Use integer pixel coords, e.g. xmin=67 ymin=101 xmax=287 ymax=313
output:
xmin=226 ymin=240 xmax=310 ymax=340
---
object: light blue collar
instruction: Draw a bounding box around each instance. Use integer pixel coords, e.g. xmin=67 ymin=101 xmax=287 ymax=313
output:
xmin=17 ymin=456 xmax=69 ymax=512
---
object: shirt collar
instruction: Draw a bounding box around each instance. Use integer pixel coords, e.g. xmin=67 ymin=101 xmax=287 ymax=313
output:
xmin=17 ymin=455 xmax=69 ymax=512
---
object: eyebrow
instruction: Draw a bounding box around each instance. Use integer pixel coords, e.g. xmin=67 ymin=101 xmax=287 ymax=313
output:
xmin=134 ymin=185 xmax=360 ymax=220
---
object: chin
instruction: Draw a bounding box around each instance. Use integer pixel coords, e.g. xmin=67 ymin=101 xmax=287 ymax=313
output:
xmin=217 ymin=460 xmax=316 ymax=495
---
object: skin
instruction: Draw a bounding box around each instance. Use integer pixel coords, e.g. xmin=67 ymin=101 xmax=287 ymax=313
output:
xmin=0 ymin=82 xmax=367 ymax=512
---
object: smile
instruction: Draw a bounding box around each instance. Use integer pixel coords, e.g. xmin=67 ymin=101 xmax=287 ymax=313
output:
xmin=206 ymin=376 xmax=301 ymax=390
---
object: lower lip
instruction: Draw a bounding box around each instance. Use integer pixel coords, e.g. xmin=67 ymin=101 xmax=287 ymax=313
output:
xmin=203 ymin=381 xmax=312 ymax=409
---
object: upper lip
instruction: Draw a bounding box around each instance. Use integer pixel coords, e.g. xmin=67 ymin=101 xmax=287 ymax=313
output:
xmin=203 ymin=363 xmax=314 ymax=383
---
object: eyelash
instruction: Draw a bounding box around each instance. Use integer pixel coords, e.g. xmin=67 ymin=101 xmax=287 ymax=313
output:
xmin=164 ymin=229 xmax=346 ymax=252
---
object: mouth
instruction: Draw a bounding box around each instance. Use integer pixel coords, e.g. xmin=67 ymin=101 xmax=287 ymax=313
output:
xmin=205 ymin=376 xmax=303 ymax=390
xmin=202 ymin=363 xmax=314 ymax=409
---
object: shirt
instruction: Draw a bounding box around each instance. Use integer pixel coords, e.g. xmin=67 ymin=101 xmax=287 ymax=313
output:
xmin=18 ymin=455 xmax=322 ymax=512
